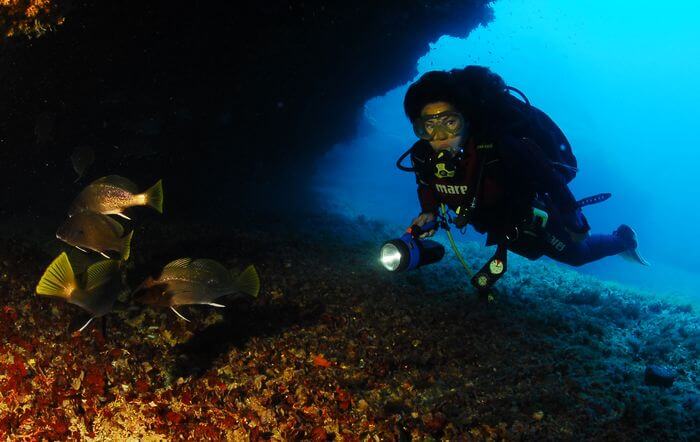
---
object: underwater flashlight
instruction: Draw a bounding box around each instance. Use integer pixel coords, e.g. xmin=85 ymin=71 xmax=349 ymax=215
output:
xmin=380 ymin=221 xmax=445 ymax=272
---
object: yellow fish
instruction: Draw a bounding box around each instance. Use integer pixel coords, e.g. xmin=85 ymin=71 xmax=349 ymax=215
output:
xmin=36 ymin=252 xmax=122 ymax=332
xmin=134 ymin=258 xmax=260 ymax=321
xmin=69 ymin=175 xmax=163 ymax=220
xmin=57 ymin=212 xmax=134 ymax=260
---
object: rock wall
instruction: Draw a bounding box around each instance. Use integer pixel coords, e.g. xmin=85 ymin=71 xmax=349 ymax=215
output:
xmin=0 ymin=1 xmax=493 ymax=222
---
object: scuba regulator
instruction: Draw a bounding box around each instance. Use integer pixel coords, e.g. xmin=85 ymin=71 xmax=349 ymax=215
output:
xmin=433 ymin=149 xmax=460 ymax=179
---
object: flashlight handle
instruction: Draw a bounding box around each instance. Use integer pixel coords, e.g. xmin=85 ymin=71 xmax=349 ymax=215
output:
xmin=409 ymin=220 xmax=439 ymax=237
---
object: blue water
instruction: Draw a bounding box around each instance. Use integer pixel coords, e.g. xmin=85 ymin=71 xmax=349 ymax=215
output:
xmin=314 ymin=0 xmax=700 ymax=302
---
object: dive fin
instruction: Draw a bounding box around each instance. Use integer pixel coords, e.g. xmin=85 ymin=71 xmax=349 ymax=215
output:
xmin=36 ymin=252 xmax=77 ymax=299
xmin=620 ymin=249 xmax=651 ymax=266
xmin=615 ymin=225 xmax=651 ymax=266
xmin=170 ymin=306 xmax=191 ymax=322
xmin=234 ymin=265 xmax=260 ymax=298
xmin=121 ymin=230 xmax=134 ymax=261
xmin=143 ymin=179 xmax=163 ymax=213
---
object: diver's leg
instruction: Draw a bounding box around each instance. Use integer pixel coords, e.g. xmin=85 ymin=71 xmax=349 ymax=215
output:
xmin=559 ymin=234 xmax=631 ymax=266
xmin=540 ymin=221 xmax=634 ymax=267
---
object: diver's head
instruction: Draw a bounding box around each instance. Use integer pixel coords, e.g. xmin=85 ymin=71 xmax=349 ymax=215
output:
xmin=403 ymin=70 xmax=467 ymax=152
xmin=416 ymin=101 xmax=465 ymax=152
xmin=405 ymin=66 xmax=511 ymax=151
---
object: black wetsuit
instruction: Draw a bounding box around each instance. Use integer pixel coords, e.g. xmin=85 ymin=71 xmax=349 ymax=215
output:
xmin=412 ymin=134 xmax=632 ymax=267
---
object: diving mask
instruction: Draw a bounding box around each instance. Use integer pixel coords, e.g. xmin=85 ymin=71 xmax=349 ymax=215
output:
xmin=413 ymin=111 xmax=466 ymax=141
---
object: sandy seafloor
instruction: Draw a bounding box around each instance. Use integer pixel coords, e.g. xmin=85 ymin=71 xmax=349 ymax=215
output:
xmin=0 ymin=213 xmax=698 ymax=441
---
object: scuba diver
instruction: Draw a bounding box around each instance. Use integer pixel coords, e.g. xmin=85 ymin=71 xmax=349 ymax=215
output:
xmin=395 ymin=65 xmax=649 ymax=295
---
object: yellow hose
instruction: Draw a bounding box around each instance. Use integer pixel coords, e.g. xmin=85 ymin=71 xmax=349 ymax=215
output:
xmin=439 ymin=204 xmax=474 ymax=277
xmin=439 ymin=204 xmax=497 ymax=302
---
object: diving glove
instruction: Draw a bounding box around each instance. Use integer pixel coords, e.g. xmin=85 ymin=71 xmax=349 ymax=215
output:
xmin=410 ymin=212 xmax=437 ymax=238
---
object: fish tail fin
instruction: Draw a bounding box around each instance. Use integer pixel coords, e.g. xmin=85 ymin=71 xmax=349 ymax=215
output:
xmin=143 ymin=179 xmax=163 ymax=213
xmin=36 ymin=252 xmax=76 ymax=299
xmin=121 ymin=231 xmax=134 ymax=261
xmin=234 ymin=265 xmax=260 ymax=298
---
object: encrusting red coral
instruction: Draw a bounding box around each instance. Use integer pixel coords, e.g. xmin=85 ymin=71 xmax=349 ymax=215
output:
xmin=0 ymin=0 xmax=67 ymax=39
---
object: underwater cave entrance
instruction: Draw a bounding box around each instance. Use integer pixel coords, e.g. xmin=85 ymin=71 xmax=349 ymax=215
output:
xmin=312 ymin=0 xmax=700 ymax=304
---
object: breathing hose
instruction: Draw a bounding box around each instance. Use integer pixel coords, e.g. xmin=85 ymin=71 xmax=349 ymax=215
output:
xmin=439 ymin=204 xmax=474 ymax=278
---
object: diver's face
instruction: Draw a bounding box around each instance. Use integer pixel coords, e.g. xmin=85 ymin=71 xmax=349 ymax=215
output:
xmin=419 ymin=102 xmax=465 ymax=152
